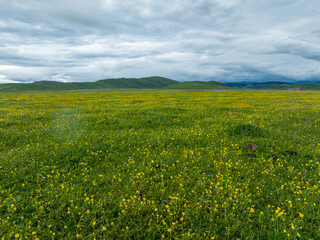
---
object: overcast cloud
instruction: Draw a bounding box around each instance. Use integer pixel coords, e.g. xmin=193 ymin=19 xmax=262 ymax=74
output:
xmin=0 ymin=0 xmax=319 ymax=83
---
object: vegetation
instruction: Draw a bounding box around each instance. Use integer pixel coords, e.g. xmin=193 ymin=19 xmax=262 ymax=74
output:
xmin=0 ymin=91 xmax=320 ymax=239
xmin=2 ymin=77 xmax=320 ymax=91
xmin=0 ymin=77 xmax=178 ymax=91
xmin=226 ymin=123 xmax=268 ymax=137
xmin=240 ymin=82 xmax=320 ymax=90
xmin=162 ymin=81 xmax=233 ymax=90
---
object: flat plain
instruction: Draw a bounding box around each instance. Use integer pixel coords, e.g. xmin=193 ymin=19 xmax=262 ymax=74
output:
xmin=0 ymin=91 xmax=320 ymax=239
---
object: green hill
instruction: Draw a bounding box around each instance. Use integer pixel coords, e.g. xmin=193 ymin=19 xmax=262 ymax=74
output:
xmin=95 ymin=76 xmax=178 ymax=89
xmin=162 ymin=81 xmax=233 ymax=90
xmin=244 ymin=82 xmax=320 ymax=90
xmin=2 ymin=77 xmax=320 ymax=91
xmin=0 ymin=76 xmax=178 ymax=91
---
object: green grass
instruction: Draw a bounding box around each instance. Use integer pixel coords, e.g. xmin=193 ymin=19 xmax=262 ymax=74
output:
xmin=226 ymin=123 xmax=268 ymax=137
xmin=162 ymin=81 xmax=233 ymax=90
xmin=0 ymin=91 xmax=320 ymax=239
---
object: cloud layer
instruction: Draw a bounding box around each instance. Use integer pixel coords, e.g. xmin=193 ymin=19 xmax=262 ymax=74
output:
xmin=0 ymin=0 xmax=320 ymax=83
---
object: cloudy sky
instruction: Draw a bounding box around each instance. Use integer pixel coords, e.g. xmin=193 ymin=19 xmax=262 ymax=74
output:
xmin=0 ymin=0 xmax=320 ymax=83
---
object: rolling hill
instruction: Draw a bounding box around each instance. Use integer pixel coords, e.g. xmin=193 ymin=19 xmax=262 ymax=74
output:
xmin=1 ymin=77 xmax=320 ymax=91
xmin=0 ymin=76 xmax=178 ymax=91
xmin=95 ymin=77 xmax=178 ymax=89
xmin=162 ymin=81 xmax=233 ymax=90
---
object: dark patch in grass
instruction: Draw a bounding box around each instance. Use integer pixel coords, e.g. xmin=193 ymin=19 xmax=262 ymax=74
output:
xmin=227 ymin=123 xmax=267 ymax=137
xmin=302 ymin=154 xmax=314 ymax=160
xmin=285 ymin=150 xmax=297 ymax=155
xmin=269 ymin=155 xmax=279 ymax=160
xmin=155 ymin=164 xmax=161 ymax=169
xmin=247 ymin=143 xmax=258 ymax=150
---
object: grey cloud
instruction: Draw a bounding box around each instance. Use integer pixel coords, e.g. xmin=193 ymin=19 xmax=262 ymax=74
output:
xmin=0 ymin=0 xmax=320 ymax=83
xmin=270 ymin=39 xmax=320 ymax=61
xmin=312 ymin=29 xmax=320 ymax=38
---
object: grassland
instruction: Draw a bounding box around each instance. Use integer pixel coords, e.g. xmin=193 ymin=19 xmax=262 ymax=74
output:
xmin=0 ymin=91 xmax=320 ymax=239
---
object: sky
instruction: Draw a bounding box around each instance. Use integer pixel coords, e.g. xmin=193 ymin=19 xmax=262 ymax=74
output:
xmin=0 ymin=0 xmax=320 ymax=83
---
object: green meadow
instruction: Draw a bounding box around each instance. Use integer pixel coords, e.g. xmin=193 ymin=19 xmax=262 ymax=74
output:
xmin=0 ymin=91 xmax=320 ymax=239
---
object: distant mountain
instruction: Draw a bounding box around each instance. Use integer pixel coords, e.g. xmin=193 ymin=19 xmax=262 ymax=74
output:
xmin=0 ymin=76 xmax=178 ymax=91
xmin=162 ymin=81 xmax=233 ymax=90
xmin=1 ymin=76 xmax=320 ymax=91
xmin=225 ymin=81 xmax=290 ymax=88
xmin=224 ymin=82 xmax=251 ymax=88
xmin=242 ymin=82 xmax=320 ymax=90
xmin=224 ymin=80 xmax=320 ymax=90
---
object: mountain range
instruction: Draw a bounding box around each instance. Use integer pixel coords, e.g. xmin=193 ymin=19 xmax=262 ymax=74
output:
xmin=0 ymin=76 xmax=320 ymax=91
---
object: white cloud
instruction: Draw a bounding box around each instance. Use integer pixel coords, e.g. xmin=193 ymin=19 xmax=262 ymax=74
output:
xmin=0 ymin=75 xmax=18 ymax=83
xmin=51 ymin=74 xmax=72 ymax=82
xmin=0 ymin=65 xmax=52 ymax=81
